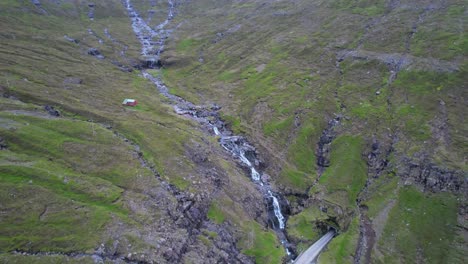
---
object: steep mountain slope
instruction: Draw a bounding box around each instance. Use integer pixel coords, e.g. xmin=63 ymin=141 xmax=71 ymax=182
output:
xmin=158 ymin=0 xmax=467 ymax=263
xmin=0 ymin=1 xmax=286 ymax=263
xmin=0 ymin=0 xmax=466 ymax=263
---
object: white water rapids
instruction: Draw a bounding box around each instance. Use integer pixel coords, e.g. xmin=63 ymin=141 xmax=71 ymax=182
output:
xmin=269 ymin=191 xmax=285 ymax=229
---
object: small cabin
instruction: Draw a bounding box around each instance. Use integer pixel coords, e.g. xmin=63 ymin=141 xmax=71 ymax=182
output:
xmin=122 ymin=98 xmax=138 ymax=106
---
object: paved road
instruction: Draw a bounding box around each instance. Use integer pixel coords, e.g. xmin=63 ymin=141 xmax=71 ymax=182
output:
xmin=294 ymin=230 xmax=335 ymax=264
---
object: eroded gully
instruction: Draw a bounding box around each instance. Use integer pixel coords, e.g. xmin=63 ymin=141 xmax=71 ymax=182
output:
xmin=122 ymin=0 xmax=295 ymax=258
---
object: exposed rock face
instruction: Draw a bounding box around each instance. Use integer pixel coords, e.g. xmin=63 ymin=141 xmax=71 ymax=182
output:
xmin=366 ymin=137 xmax=395 ymax=179
xmin=204 ymin=222 xmax=255 ymax=264
xmin=398 ymin=158 xmax=467 ymax=195
xmin=316 ymin=116 xmax=341 ymax=172
xmin=367 ymin=142 xmax=386 ymax=175
xmin=99 ymin=132 xmax=260 ymax=263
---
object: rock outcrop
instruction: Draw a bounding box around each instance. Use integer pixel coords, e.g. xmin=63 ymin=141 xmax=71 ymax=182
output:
xmin=398 ymin=158 xmax=467 ymax=195
xmin=316 ymin=116 xmax=341 ymax=172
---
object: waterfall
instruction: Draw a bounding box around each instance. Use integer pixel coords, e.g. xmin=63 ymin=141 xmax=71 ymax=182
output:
xmin=123 ymin=0 xmax=293 ymax=257
xmin=251 ymin=167 xmax=261 ymax=181
xmin=269 ymin=191 xmax=285 ymax=229
xmin=213 ymin=126 xmax=220 ymax=135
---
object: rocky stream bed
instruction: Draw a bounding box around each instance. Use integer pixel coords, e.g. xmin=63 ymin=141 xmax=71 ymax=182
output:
xmin=123 ymin=0 xmax=299 ymax=259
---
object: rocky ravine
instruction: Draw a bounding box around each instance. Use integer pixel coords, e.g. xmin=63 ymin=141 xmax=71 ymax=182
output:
xmin=123 ymin=0 xmax=299 ymax=258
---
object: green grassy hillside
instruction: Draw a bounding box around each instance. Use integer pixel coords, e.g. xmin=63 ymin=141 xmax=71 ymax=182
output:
xmin=0 ymin=1 xmax=285 ymax=263
xmin=160 ymin=0 xmax=467 ymax=262
xmin=0 ymin=0 xmax=466 ymax=263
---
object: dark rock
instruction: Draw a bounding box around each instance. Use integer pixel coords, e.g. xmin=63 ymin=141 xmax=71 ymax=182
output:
xmin=64 ymin=35 xmax=79 ymax=44
xmin=320 ymin=206 xmax=328 ymax=213
xmin=399 ymin=158 xmax=467 ymax=194
xmin=44 ymin=105 xmax=60 ymax=117
xmin=181 ymin=200 xmax=193 ymax=214
xmin=186 ymin=206 xmax=202 ymax=223
xmin=211 ymin=104 xmax=221 ymax=111
xmin=367 ymin=141 xmax=385 ymax=177
xmin=139 ymin=55 xmax=162 ymax=69
xmin=294 ymin=115 xmax=301 ymax=127
xmin=87 ymin=3 xmax=95 ymax=19
xmin=316 ymin=116 xmax=341 ymax=171
xmin=0 ymin=137 xmax=7 ymax=150
xmin=87 ymin=48 xmax=99 ymax=55
xmin=277 ymin=194 xmax=291 ymax=215
xmin=371 ymin=142 xmax=379 ymax=151
xmin=31 ymin=0 xmax=41 ymax=6
xmin=88 ymin=48 xmax=104 ymax=59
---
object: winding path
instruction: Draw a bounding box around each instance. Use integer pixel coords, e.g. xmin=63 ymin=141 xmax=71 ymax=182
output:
xmin=294 ymin=230 xmax=335 ymax=264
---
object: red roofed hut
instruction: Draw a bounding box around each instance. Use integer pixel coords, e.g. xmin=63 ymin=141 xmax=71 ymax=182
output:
xmin=122 ymin=98 xmax=138 ymax=106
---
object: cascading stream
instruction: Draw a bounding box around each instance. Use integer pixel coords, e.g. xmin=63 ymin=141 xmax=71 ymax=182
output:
xmin=122 ymin=0 xmax=294 ymax=257
xmin=269 ymin=191 xmax=285 ymax=229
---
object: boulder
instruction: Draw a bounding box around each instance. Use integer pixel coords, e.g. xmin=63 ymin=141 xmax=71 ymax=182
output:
xmin=0 ymin=137 xmax=7 ymax=150
xmin=64 ymin=35 xmax=79 ymax=44
xmin=44 ymin=105 xmax=60 ymax=117
xmin=88 ymin=48 xmax=104 ymax=59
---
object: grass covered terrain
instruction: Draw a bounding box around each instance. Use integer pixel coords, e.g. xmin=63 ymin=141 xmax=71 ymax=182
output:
xmin=0 ymin=0 xmax=466 ymax=263
xmin=0 ymin=1 xmax=291 ymax=262
xmin=241 ymin=221 xmax=285 ymax=264
xmin=375 ymin=186 xmax=461 ymax=263
xmin=0 ymin=111 xmax=133 ymax=253
xmin=287 ymin=135 xmax=366 ymax=256
xmin=315 ymin=136 xmax=367 ymax=208
xmin=161 ymin=0 xmax=467 ymax=262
